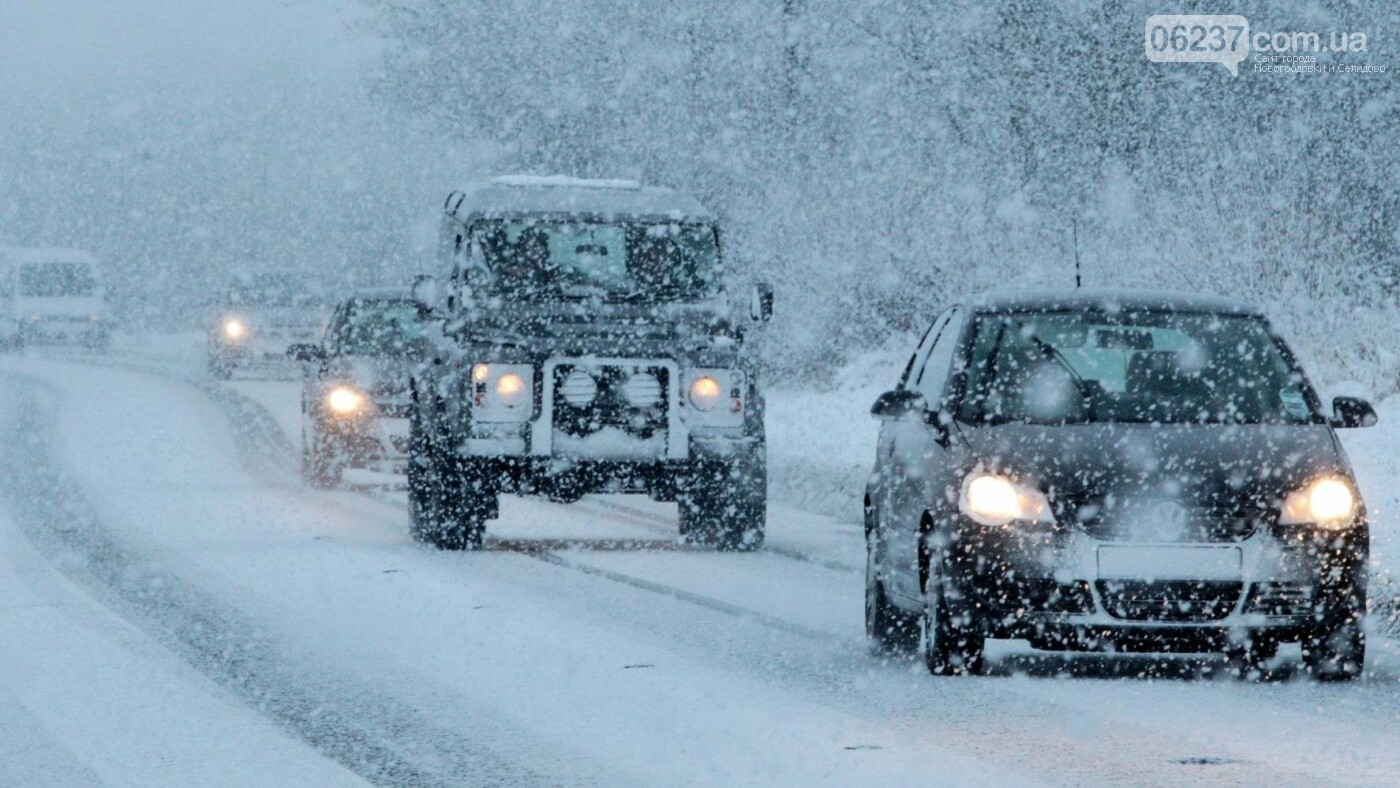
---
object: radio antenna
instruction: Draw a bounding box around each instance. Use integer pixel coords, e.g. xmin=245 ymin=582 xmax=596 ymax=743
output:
xmin=1072 ymin=219 xmax=1082 ymax=289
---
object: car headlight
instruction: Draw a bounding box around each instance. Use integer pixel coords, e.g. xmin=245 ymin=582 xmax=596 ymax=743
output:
xmin=470 ymin=362 xmax=533 ymax=421
xmin=223 ymin=318 xmax=246 ymax=340
xmin=326 ymin=386 xmax=365 ymax=415
xmin=688 ymin=375 xmax=723 ymax=411
xmin=684 ymin=369 xmax=746 ymax=425
xmin=1280 ymin=477 xmax=1356 ymax=526
xmin=495 ymin=372 xmax=527 ymax=408
xmin=959 ymin=473 xmax=1053 ymax=526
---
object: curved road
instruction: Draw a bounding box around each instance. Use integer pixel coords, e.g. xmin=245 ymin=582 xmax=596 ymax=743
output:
xmin=3 ymin=354 xmax=1400 ymax=786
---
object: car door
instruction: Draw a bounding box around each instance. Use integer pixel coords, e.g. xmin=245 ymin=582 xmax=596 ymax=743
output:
xmin=887 ymin=306 xmax=965 ymax=602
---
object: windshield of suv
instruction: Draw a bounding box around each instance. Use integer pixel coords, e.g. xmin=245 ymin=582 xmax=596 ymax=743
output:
xmin=470 ymin=219 xmax=718 ymax=300
xmin=331 ymin=300 xmax=426 ymax=356
xmin=958 ymin=311 xmax=1320 ymax=426
xmin=19 ymin=263 xmax=97 ymax=297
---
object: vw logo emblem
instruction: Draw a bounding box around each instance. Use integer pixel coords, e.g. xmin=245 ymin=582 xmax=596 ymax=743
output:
xmin=1150 ymin=501 xmax=1189 ymax=539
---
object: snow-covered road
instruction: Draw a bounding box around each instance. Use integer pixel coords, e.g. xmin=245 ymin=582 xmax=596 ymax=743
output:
xmin=5 ymin=353 xmax=1400 ymax=786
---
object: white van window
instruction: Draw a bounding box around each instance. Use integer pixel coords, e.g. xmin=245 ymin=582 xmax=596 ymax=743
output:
xmin=20 ymin=263 xmax=97 ymax=297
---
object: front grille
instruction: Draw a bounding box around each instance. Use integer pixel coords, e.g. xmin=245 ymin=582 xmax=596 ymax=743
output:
xmin=1070 ymin=497 xmax=1270 ymax=543
xmin=1097 ymin=580 xmax=1243 ymax=622
xmin=1243 ymin=582 xmax=1314 ymax=617
xmin=552 ymin=363 xmax=669 ymax=438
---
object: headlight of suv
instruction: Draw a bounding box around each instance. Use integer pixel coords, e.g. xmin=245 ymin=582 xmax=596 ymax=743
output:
xmin=959 ymin=473 xmax=1054 ymax=526
xmin=222 ymin=318 xmax=247 ymax=341
xmin=1280 ymin=477 xmax=1356 ymax=527
xmin=470 ymin=362 xmax=533 ymax=422
xmin=684 ymin=369 xmax=745 ymax=425
xmin=325 ymin=385 xmax=366 ymax=416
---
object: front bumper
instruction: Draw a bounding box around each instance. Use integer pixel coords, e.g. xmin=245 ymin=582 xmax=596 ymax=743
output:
xmin=320 ymin=415 xmax=411 ymax=471
xmin=944 ymin=515 xmax=1367 ymax=647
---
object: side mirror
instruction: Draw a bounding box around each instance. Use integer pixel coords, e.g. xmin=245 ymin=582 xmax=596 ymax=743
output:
xmin=286 ymin=343 xmax=325 ymax=363
xmin=1331 ymin=396 xmax=1377 ymax=428
xmin=871 ymin=389 xmax=928 ymax=420
xmin=749 ymin=282 xmax=774 ymax=323
xmin=411 ymin=274 xmax=439 ymax=315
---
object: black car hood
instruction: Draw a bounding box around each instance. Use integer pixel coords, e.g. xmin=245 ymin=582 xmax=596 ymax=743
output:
xmin=957 ymin=421 xmax=1347 ymax=506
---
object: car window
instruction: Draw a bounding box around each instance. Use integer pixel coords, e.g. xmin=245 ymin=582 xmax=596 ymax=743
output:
xmin=329 ymin=300 xmax=427 ymax=356
xmin=914 ymin=307 xmax=964 ymax=405
xmin=957 ymin=310 xmax=1321 ymax=426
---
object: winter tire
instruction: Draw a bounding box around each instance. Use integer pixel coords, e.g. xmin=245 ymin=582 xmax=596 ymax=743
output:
xmin=679 ymin=455 xmax=766 ymax=551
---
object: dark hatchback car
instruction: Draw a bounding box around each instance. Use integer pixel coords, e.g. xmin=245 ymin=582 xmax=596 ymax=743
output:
xmin=865 ymin=289 xmax=1375 ymax=680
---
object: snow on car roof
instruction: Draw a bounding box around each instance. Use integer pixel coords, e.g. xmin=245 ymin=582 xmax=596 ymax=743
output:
xmin=967 ymin=287 xmax=1262 ymax=316
xmin=447 ymin=176 xmax=713 ymax=222
xmin=349 ymin=286 xmax=412 ymax=302
xmin=2 ymin=246 xmax=99 ymax=266
xmin=490 ymin=174 xmax=641 ymax=190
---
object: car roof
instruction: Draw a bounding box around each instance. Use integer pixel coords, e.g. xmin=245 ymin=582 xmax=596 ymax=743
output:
xmin=965 ymin=288 xmax=1264 ymax=316
xmin=347 ymin=286 xmax=412 ymax=302
xmin=3 ymin=247 xmax=98 ymax=266
xmin=445 ymin=175 xmax=714 ymax=223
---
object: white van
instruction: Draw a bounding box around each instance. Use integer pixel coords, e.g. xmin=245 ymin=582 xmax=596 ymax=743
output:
xmin=0 ymin=247 xmax=112 ymax=349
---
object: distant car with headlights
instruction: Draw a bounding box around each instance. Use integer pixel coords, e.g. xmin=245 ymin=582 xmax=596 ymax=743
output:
xmin=407 ymin=175 xmax=773 ymax=550
xmin=0 ymin=247 xmax=112 ymax=350
xmin=287 ymin=288 xmax=428 ymax=487
xmin=208 ymin=273 xmax=327 ymax=378
xmin=865 ymin=289 xmax=1374 ymax=681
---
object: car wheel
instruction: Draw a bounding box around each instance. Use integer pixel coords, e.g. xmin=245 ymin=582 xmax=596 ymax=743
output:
xmin=407 ymin=407 xmax=488 ymax=551
xmin=1224 ymin=633 xmax=1279 ymax=680
xmin=922 ymin=546 xmax=985 ymax=676
xmin=1303 ymin=588 xmax=1366 ymax=682
xmin=301 ymin=425 xmax=343 ymax=489
xmin=865 ymin=530 xmax=919 ymax=654
xmin=679 ymin=455 xmax=766 ymax=551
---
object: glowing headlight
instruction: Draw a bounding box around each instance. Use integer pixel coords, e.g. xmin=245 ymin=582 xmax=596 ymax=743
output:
xmin=1281 ymin=477 xmax=1356 ymax=526
xmin=326 ymin=386 xmax=365 ymax=415
xmin=494 ymin=372 xmax=527 ymax=408
xmin=688 ymin=376 xmax=723 ymax=411
xmin=959 ymin=473 xmax=1053 ymax=526
xmin=223 ymin=318 xmax=246 ymax=340
xmin=470 ymin=363 xmax=533 ymax=420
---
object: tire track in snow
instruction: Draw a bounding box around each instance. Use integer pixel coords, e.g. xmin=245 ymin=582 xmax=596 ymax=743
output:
xmin=0 ymin=374 xmax=545 ymax=787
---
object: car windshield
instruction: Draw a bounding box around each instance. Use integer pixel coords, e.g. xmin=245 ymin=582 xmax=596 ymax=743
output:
xmin=19 ymin=263 xmax=97 ymax=297
xmin=230 ymin=275 xmax=320 ymax=308
xmin=470 ymin=218 xmax=718 ymax=300
xmin=958 ymin=311 xmax=1321 ymax=426
xmin=332 ymin=301 xmax=426 ymax=356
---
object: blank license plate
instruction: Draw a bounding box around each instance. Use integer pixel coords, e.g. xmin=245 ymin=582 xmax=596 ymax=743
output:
xmin=1097 ymin=546 xmax=1242 ymax=581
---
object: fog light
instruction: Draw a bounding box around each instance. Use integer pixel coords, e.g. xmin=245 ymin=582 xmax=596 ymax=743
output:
xmin=560 ymin=369 xmax=598 ymax=407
